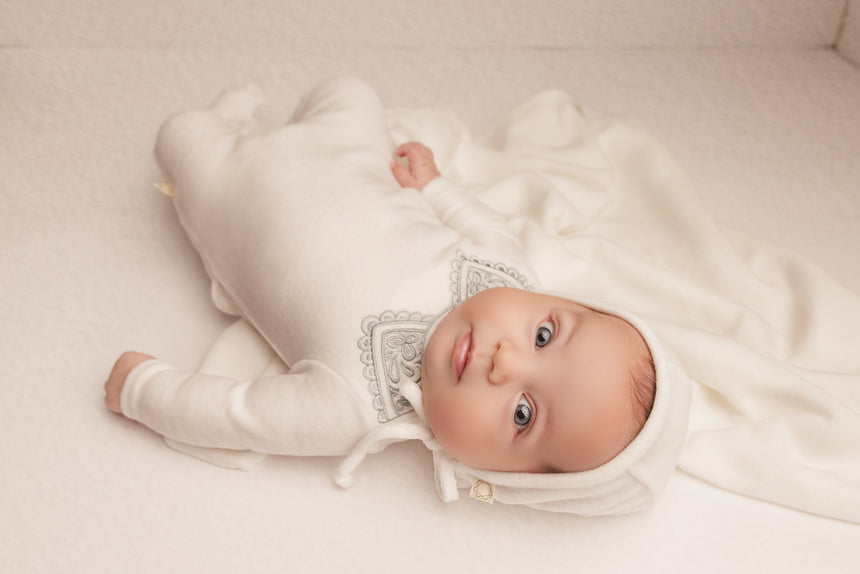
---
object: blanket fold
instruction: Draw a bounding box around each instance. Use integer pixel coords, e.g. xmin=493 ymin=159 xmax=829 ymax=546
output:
xmin=174 ymin=84 xmax=860 ymax=523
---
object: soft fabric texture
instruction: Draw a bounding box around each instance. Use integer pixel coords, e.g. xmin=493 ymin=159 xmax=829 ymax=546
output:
xmin=390 ymin=88 xmax=860 ymax=523
xmin=124 ymin=76 xmax=694 ymax=516
xmin=134 ymin=76 xmax=859 ymax=523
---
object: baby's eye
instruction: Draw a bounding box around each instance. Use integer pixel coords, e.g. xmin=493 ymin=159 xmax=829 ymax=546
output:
xmin=514 ymin=396 xmax=533 ymax=431
xmin=535 ymin=321 xmax=554 ymax=348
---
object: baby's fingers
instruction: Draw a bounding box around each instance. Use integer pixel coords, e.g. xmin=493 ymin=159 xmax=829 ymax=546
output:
xmin=390 ymin=158 xmax=416 ymax=188
xmin=392 ymin=142 xmax=440 ymax=190
xmin=395 ymin=142 xmax=432 ymax=163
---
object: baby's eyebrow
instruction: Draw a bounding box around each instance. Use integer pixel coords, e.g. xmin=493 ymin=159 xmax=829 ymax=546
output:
xmin=533 ymin=392 xmax=555 ymax=452
xmin=560 ymin=307 xmax=583 ymax=338
xmin=547 ymin=307 xmax=572 ymax=346
xmin=533 ymin=405 xmax=563 ymax=473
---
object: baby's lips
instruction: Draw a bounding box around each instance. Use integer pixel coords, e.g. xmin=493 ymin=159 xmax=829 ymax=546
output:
xmin=453 ymin=330 xmax=472 ymax=383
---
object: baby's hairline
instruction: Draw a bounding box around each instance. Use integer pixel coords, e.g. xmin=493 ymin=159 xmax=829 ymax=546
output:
xmin=622 ymin=324 xmax=657 ymax=451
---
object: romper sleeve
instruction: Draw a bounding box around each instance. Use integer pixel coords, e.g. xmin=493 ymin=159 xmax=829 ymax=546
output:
xmin=121 ymin=358 xmax=373 ymax=457
xmin=421 ymin=177 xmax=522 ymax=253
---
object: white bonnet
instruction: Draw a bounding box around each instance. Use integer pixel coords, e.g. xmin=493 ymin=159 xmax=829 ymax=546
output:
xmin=336 ymin=295 xmax=693 ymax=516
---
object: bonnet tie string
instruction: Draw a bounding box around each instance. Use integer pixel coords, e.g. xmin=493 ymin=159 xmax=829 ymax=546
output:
xmin=333 ymin=380 xmax=461 ymax=502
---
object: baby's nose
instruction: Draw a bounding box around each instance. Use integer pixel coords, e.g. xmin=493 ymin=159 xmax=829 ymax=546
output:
xmin=488 ymin=340 xmax=527 ymax=386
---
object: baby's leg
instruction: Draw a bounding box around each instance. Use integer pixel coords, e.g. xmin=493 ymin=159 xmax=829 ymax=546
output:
xmin=156 ymin=85 xmax=264 ymax=181
xmin=285 ymin=76 xmax=394 ymax=176
xmin=154 ymin=84 xmax=265 ymax=230
xmin=154 ymin=79 xmax=405 ymax=343
xmin=210 ymin=84 xmax=264 ymax=132
xmin=152 ymin=84 xmax=270 ymax=311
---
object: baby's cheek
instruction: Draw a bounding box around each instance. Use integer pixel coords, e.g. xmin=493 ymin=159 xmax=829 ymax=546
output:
xmin=424 ymin=392 xmax=468 ymax=455
xmin=424 ymin=392 xmax=495 ymax=465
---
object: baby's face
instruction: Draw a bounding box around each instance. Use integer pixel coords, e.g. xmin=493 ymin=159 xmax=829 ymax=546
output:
xmin=421 ymin=287 xmax=647 ymax=473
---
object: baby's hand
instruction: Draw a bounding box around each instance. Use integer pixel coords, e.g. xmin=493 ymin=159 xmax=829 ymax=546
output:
xmin=104 ymin=351 xmax=154 ymax=414
xmin=391 ymin=142 xmax=441 ymax=191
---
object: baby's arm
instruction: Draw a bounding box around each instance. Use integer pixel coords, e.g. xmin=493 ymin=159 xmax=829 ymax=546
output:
xmin=391 ymin=142 xmax=521 ymax=252
xmin=104 ymin=352 xmax=371 ymax=456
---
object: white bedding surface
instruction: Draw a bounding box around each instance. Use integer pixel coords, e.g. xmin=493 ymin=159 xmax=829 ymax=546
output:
xmin=2 ymin=3 xmax=859 ymax=573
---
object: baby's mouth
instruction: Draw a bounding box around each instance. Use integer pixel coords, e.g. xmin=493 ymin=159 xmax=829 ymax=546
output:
xmin=453 ymin=330 xmax=472 ymax=383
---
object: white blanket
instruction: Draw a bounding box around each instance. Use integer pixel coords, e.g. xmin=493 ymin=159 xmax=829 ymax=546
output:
xmin=188 ymin=86 xmax=860 ymax=523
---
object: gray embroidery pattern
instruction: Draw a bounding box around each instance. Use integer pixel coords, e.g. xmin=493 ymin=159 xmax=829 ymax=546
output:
xmin=450 ymin=251 xmax=531 ymax=304
xmin=358 ymin=311 xmax=434 ymax=423
xmin=359 ymin=253 xmax=529 ymax=423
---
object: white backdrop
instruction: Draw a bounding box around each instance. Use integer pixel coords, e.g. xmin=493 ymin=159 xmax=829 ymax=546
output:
xmin=2 ymin=1 xmax=858 ymax=572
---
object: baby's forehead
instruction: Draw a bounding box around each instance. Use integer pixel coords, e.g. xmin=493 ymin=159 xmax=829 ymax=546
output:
xmin=540 ymin=320 xmax=649 ymax=471
xmin=557 ymin=296 xmax=650 ymax=350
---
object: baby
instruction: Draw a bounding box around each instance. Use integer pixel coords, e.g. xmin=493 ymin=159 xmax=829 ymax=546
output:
xmin=107 ymin=143 xmax=655 ymax=475
xmin=104 ymin=77 xmax=690 ymax=514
